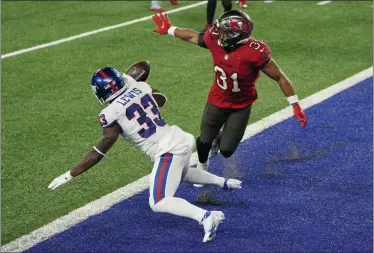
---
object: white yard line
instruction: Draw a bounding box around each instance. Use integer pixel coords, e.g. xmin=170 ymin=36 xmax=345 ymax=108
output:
xmin=0 ymin=1 xmax=207 ymax=60
xmin=264 ymin=1 xmax=273 ymax=3
xmin=1 ymin=67 xmax=372 ymax=252
xmin=317 ymin=1 xmax=332 ymax=5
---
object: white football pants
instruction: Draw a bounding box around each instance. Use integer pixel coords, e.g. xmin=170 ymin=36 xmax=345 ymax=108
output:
xmin=149 ymin=152 xmax=190 ymax=207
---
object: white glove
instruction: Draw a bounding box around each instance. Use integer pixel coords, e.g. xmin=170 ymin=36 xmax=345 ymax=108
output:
xmin=48 ymin=171 xmax=74 ymax=190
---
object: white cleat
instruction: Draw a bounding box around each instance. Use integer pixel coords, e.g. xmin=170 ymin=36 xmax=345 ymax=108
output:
xmin=208 ymin=131 xmax=222 ymax=159
xmin=201 ymin=211 xmax=225 ymax=243
xmin=193 ymin=161 xmax=209 ymax=187
xmin=223 ymin=178 xmax=242 ymax=190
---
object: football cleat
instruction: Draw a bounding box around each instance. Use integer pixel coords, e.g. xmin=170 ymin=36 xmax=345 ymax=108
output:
xmin=200 ymin=211 xmax=225 ymax=243
xmin=223 ymin=178 xmax=242 ymax=190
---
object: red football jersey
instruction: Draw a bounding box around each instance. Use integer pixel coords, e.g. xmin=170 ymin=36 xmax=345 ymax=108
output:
xmin=201 ymin=30 xmax=271 ymax=109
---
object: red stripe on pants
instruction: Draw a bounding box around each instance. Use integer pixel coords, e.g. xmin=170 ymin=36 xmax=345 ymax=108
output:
xmin=156 ymin=154 xmax=169 ymax=201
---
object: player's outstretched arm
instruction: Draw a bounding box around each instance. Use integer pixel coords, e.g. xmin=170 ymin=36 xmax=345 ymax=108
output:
xmin=261 ymin=59 xmax=308 ymax=128
xmin=152 ymin=13 xmax=200 ymax=45
xmin=47 ymin=124 xmax=121 ymax=190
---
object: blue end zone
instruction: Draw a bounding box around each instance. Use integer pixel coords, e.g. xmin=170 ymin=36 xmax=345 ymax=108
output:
xmin=27 ymin=78 xmax=373 ymax=252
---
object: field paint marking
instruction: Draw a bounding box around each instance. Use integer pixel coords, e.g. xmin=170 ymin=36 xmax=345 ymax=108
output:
xmin=317 ymin=1 xmax=332 ymax=5
xmin=1 ymin=1 xmax=207 ymax=60
xmin=2 ymin=67 xmax=372 ymax=252
xmin=264 ymin=1 xmax=273 ymax=3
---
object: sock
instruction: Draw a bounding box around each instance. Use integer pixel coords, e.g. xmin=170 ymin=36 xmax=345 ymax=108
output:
xmin=222 ymin=0 xmax=232 ymax=12
xmin=196 ymin=137 xmax=212 ymax=164
xmin=152 ymin=197 xmax=207 ymax=223
xmin=183 ymin=167 xmax=224 ymax=187
xmin=206 ymin=0 xmax=217 ymax=25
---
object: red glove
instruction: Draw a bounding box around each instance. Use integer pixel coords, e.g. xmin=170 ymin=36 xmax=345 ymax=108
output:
xmin=292 ymin=103 xmax=307 ymax=128
xmin=152 ymin=13 xmax=171 ymax=35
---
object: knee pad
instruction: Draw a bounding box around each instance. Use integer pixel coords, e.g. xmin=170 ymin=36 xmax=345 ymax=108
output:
xmin=220 ymin=149 xmax=234 ymax=158
xmin=196 ymin=137 xmax=212 ymax=163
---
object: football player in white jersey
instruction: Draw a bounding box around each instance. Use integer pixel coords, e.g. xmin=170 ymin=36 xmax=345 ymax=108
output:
xmin=48 ymin=66 xmax=242 ymax=243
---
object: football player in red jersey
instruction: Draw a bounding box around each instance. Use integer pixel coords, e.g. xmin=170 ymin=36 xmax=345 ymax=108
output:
xmin=152 ymin=10 xmax=307 ymax=173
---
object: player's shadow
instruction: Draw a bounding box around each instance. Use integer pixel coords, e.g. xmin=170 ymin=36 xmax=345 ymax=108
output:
xmin=194 ymin=154 xmax=248 ymax=207
xmin=265 ymin=141 xmax=347 ymax=166
xmin=195 ymin=189 xmax=225 ymax=206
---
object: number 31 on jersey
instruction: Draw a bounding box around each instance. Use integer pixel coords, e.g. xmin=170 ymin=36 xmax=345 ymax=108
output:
xmin=214 ymin=65 xmax=240 ymax=92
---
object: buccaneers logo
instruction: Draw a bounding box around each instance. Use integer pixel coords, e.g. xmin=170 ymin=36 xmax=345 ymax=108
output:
xmin=229 ymin=19 xmax=251 ymax=33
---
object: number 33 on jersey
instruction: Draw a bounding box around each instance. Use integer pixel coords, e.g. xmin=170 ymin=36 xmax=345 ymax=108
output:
xmin=98 ymin=81 xmax=174 ymax=159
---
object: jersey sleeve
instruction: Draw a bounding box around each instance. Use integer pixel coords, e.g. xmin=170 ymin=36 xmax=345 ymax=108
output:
xmin=248 ymin=40 xmax=272 ymax=68
xmin=136 ymin=81 xmax=153 ymax=94
xmin=198 ymin=31 xmax=208 ymax=49
xmin=98 ymin=108 xmax=118 ymax=128
xmin=198 ymin=30 xmax=214 ymax=49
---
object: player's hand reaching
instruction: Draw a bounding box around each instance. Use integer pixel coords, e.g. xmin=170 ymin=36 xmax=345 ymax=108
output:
xmin=292 ymin=103 xmax=307 ymax=128
xmin=48 ymin=171 xmax=74 ymax=190
xmin=152 ymin=13 xmax=171 ymax=35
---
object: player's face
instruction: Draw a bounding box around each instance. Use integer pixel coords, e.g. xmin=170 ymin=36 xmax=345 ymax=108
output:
xmin=218 ymin=30 xmax=228 ymax=42
xmin=218 ymin=29 xmax=240 ymax=47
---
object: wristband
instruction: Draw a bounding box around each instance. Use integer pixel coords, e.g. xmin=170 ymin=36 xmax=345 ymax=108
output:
xmin=287 ymin=95 xmax=299 ymax=105
xmin=93 ymin=146 xmax=106 ymax=156
xmin=64 ymin=171 xmax=73 ymax=180
xmin=168 ymin=26 xmax=178 ymax=37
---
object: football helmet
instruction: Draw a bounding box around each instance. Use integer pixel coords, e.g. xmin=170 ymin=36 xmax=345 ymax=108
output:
xmin=91 ymin=67 xmax=129 ymax=105
xmin=213 ymin=10 xmax=253 ymax=50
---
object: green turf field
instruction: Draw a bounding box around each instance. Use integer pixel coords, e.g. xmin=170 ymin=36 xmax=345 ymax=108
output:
xmin=1 ymin=0 xmax=372 ymax=245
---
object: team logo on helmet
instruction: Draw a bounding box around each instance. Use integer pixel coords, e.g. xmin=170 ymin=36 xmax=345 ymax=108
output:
xmin=229 ymin=19 xmax=251 ymax=33
xmin=91 ymin=67 xmax=128 ymax=105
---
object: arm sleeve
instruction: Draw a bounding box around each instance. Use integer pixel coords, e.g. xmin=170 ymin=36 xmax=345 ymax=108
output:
xmin=198 ymin=31 xmax=208 ymax=49
xmin=254 ymin=41 xmax=272 ymax=68
xmin=199 ymin=30 xmax=215 ymax=49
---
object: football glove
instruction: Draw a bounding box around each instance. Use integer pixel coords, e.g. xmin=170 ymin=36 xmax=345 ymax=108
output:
xmin=292 ymin=103 xmax=307 ymax=128
xmin=152 ymin=13 xmax=171 ymax=35
xmin=48 ymin=171 xmax=74 ymax=190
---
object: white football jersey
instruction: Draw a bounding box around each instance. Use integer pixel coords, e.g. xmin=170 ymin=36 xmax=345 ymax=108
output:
xmin=98 ymin=74 xmax=194 ymax=161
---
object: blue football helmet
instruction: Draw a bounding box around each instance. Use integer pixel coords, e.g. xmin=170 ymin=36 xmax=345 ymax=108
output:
xmin=91 ymin=67 xmax=129 ymax=105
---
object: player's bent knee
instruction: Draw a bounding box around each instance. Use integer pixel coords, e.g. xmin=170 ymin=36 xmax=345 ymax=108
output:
xmin=150 ymin=197 xmax=170 ymax=213
xmin=220 ymin=150 xmax=234 ymax=158
xmin=149 ymin=198 xmax=156 ymax=210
